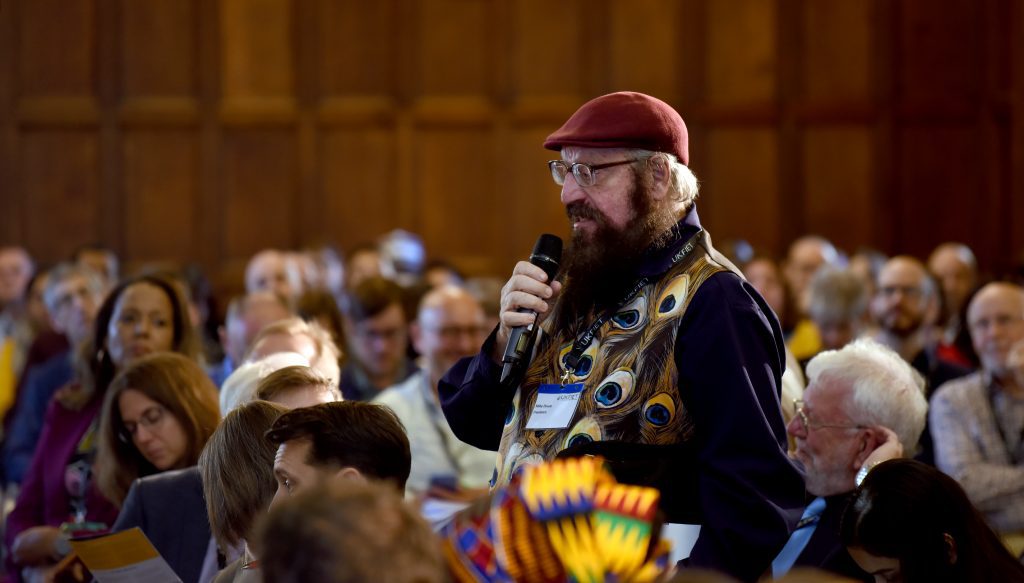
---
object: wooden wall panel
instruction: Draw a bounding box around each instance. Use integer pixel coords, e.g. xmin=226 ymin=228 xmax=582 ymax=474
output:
xmin=705 ymin=0 xmax=776 ymax=105
xmin=895 ymin=127 xmax=984 ymax=258
xmin=318 ymin=0 xmax=396 ymax=96
xmin=608 ymin=1 xmax=680 ymax=98
xmin=20 ymin=132 xmax=100 ymax=259
xmin=122 ymin=131 xmax=199 ymax=263
xmin=17 ymin=0 xmax=95 ymax=96
xmin=222 ymin=130 xmax=297 ymax=258
xmin=898 ymin=1 xmax=981 ymax=110
xmin=505 ymin=127 xmax=571 ymax=269
xmin=511 ymin=0 xmax=584 ymax=98
xmin=121 ymin=0 xmax=196 ymax=98
xmin=414 ymin=0 xmax=491 ymax=97
xmin=322 ymin=127 xmax=399 ymax=246
xmin=802 ymin=0 xmax=871 ymax=103
xmin=802 ymin=128 xmax=873 ymax=250
xmin=413 ymin=129 xmax=500 ymax=274
xmin=221 ymin=0 xmax=294 ymax=100
xmin=703 ymin=129 xmax=780 ymax=251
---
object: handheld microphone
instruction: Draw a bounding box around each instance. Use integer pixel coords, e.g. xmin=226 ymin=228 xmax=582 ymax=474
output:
xmin=500 ymin=234 xmax=563 ymax=386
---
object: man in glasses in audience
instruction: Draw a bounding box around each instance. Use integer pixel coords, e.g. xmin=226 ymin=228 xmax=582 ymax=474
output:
xmin=867 ymin=256 xmax=971 ymax=463
xmin=439 ymin=92 xmax=806 ymax=581
xmin=930 ymin=283 xmax=1024 ymax=536
xmin=775 ymin=338 xmax=927 ymax=580
xmin=374 ymin=285 xmax=494 ymax=508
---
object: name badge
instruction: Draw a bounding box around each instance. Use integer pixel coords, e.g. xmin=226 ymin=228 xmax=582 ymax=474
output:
xmin=525 ymin=383 xmax=585 ymax=430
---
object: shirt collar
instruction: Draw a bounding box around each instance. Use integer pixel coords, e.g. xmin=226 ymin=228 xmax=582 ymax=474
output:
xmin=634 ymin=205 xmax=703 ymax=278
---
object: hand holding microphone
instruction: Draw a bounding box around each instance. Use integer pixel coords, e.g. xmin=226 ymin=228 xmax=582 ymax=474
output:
xmin=497 ymin=235 xmax=562 ymax=385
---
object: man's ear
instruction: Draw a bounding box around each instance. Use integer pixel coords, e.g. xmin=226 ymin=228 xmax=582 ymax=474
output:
xmin=853 ymin=427 xmax=888 ymax=468
xmin=335 ymin=466 xmax=365 ymax=483
xmin=646 ymin=155 xmax=672 ymax=201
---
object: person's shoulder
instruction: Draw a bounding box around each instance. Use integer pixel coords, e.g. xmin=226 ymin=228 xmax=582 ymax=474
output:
xmin=932 ymin=371 xmax=985 ymax=403
xmin=373 ymin=374 xmax=423 ymax=409
xmin=136 ymin=466 xmax=202 ymax=490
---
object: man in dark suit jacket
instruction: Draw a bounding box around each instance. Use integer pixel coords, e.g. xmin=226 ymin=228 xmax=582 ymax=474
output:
xmin=113 ymin=466 xmax=213 ymax=583
xmin=773 ymin=338 xmax=929 ymax=580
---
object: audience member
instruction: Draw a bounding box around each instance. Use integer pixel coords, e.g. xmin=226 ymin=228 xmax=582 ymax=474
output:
xmin=201 ymin=401 xmax=287 ymax=583
xmin=806 ymin=268 xmax=868 ymax=357
xmin=219 ymin=352 xmax=312 ymax=415
xmin=3 ymin=264 xmax=105 ymax=485
xmin=302 ymin=244 xmax=345 ymax=298
xmin=928 ymin=242 xmax=980 ymax=367
xmin=254 ymin=365 xmax=340 ymax=409
xmin=774 ymin=338 xmax=927 ymax=580
xmin=245 ymin=317 xmax=341 ymax=385
xmin=96 ymin=353 xmax=220 ymax=506
xmin=463 ymin=276 xmax=502 ymax=332
xmin=423 ymin=259 xmax=464 ymax=289
xmin=930 ymin=282 xmax=1024 ymax=533
xmin=867 ymin=256 xmax=970 ymax=463
xmin=339 ymin=276 xmax=416 ymax=401
xmin=295 ymin=289 xmax=345 ymax=349
xmin=344 ymin=243 xmax=382 ymax=290
xmin=71 ymin=244 xmax=118 ymax=290
xmin=214 ymin=291 xmax=293 ymax=387
xmin=256 ymin=480 xmax=444 ymax=583
xmin=265 ymin=401 xmax=411 ymax=505
xmin=100 ymin=354 xmax=219 ymax=583
xmin=374 ymin=286 xmax=493 ymax=500
xmin=245 ymin=250 xmax=303 ymax=303
xmin=847 ymin=247 xmax=887 ymax=299
xmin=784 ymin=235 xmax=840 ymax=316
xmin=841 ymin=458 xmax=1024 ymax=582
xmin=0 ymin=246 xmax=35 ymax=395
xmin=744 ymin=255 xmax=794 ymax=334
xmin=5 ymin=274 xmax=199 ymax=578
xmin=378 ymin=229 xmax=426 ymax=288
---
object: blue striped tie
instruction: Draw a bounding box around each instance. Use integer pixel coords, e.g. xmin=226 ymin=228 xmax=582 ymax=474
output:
xmin=771 ymin=496 xmax=827 ymax=578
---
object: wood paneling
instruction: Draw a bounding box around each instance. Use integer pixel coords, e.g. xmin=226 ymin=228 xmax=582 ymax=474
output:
xmin=705 ymin=0 xmax=777 ymax=106
xmin=1 ymin=0 xmax=1022 ymax=291
xmin=20 ymin=132 xmax=100 ymax=259
xmin=122 ymin=131 xmax=199 ymax=262
xmin=322 ymin=126 xmax=400 ymax=245
xmin=17 ymin=0 xmax=95 ymax=97
xmin=414 ymin=0 xmax=491 ymax=97
xmin=121 ymin=0 xmax=196 ymax=98
xmin=222 ymin=130 xmax=297 ymax=258
xmin=703 ymin=129 xmax=781 ymax=250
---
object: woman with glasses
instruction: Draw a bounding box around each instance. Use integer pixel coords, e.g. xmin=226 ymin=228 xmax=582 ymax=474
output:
xmin=4 ymin=274 xmax=200 ymax=581
xmin=96 ymin=352 xmax=219 ymax=506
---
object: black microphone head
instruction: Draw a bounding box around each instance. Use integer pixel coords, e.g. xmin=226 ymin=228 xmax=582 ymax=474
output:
xmin=530 ymin=234 xmax=562 ymax=280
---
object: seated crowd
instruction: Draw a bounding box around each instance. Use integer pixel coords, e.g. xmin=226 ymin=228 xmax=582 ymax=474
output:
xmin=0 ymin=230 xmax=1022 ymax=583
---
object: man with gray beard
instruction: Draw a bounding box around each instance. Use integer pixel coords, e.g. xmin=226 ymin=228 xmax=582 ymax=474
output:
xmin=439 ymin=92 xmax=804 ymax=581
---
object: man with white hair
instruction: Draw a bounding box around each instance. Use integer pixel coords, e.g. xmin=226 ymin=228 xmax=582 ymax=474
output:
xmin=930 ymin=282 xmax=1024 ymax=533
xmin=774 ymin=338 xmax=928 ymax=580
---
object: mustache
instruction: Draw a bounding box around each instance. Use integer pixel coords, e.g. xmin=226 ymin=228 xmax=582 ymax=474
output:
xmin=566 ymin=202 xmax=601 ymax=222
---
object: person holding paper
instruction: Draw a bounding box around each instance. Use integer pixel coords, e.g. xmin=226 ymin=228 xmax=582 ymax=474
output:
xmin=439 ymin=92 xmax=805 ymax=581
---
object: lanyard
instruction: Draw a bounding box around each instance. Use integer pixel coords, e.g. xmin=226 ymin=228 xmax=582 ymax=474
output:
xmin=559 ymin=229 xmax=704 ymax=384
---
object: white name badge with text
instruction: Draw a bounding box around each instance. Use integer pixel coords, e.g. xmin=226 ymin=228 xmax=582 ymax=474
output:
xmin=525 ymin=383 xmax=585 ymax=430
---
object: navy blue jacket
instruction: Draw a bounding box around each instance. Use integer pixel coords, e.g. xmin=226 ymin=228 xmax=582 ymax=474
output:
xmin=439 ymin=209 xmax=806 ymax=582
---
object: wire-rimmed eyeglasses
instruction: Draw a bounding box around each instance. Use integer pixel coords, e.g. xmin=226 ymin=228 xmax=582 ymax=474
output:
xmin=792 ymin=399 xmax=866 ymax=432
xmin=547 ymin=159 xmax=639 ymax=187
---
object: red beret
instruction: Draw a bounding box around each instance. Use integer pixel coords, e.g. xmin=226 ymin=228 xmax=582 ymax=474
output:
xmin=544 ymin=92 xmax=689 ymax=165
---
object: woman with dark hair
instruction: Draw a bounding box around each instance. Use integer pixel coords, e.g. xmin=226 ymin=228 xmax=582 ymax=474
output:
xmin=841 ymin=458 xmax=1024 ymax=582
xmin=5 ymin=274 xmax=199 ymax=580
xmin=96 ymin=352 xmax=219 ymax=506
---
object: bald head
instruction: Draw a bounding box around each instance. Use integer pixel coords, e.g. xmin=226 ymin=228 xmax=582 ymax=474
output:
xmin=785 ymin=236 xmax=839 ymax=313
xmin=246 ymin=249 xmax=302 ymax=300
xmin=967 ymin=282 xmax=1024 ymax=376
xmin=413 ymin=285 xmax=487 ymax=382
xmin=928 ymin=242 xmax=978 ymax=317
xmin=222 ymin=291 xmax=294 ymax=365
